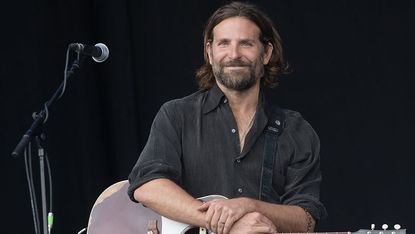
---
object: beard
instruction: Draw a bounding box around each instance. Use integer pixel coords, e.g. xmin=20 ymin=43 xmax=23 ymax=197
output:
xmin=212 ymin=58 xmax=263 ymax=91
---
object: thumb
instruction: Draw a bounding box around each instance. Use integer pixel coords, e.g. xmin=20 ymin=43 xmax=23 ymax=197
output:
xmin=197 ymin=202 xmax=210 ymax=211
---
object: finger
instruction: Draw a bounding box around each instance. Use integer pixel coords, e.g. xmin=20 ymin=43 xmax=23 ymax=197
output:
xmin=222 ymin=215 xmax=236 ymax=234
xmin=217 ymin=213 xmax=229 ymax=234
xmin=204 ymin=204 xmax=215 ymax=231
xmin=252 ymin=225 xmax=277 ymax=234
xmin=256 ymin=215 xmax=277 ymax=233
xmin=198 ymin=202 xmax=210 ymax=211
xmin=252 ymin=221 xmax=277 ymax=234
xmin=258 ymin=215 xmax=276 ymax=228
xmin=210 ymin=206 xmax=222 ymax=233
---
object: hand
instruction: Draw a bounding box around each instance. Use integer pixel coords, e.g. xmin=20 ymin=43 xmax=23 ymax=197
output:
xmin=198 ymin=198 xmax=252 ymax=234
xmin=229 ymin=212 xmax=277 ymax=234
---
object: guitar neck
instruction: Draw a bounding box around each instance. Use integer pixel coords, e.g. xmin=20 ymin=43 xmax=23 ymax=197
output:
xmin=279 ymin=232 xmax=404 ymax=234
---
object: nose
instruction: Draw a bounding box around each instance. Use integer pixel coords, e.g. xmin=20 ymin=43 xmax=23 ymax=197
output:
xmin=228 ymin=43 xmax=242 ymax=60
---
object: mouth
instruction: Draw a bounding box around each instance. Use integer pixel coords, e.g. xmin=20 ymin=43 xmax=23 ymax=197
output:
xmin=225 ymin=66 xmax=248 ymax=69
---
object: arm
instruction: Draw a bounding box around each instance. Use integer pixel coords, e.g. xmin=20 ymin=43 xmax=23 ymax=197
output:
xmin=229 ymin=212 xmax=277 ymax=234
xmin=134 ymin=178 xmax=206 ymax=227
xmin=242 ymin=198 xmax=313 ymax=232
xmin=128 ymin=103 xmax=206 ymax=225
xmin=199 ymin=197 xmax=312 ymax=233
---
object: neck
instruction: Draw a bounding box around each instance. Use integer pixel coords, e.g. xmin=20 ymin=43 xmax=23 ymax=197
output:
xmin=217 ymin=81 xmax=260 ymax=152
xmin=216 ymin=81 xmax=260 ymax=115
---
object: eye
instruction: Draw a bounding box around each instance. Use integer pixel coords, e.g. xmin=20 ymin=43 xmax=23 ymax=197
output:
xmin=217 ymin=41 xmax=229 ymax=47
xmin=241 ymin=41 xmax=253 ymax=47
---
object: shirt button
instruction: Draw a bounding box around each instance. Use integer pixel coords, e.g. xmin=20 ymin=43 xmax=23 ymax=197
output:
xmin=236 ymin=159 xmax=241 ymax=163
xmin=231 ymin=128 xmax=236 ymax=133
xmin=237 ymin=188 xmax=243 ymax=193
xmin=223 ymin=99 xmax=228 ymax=104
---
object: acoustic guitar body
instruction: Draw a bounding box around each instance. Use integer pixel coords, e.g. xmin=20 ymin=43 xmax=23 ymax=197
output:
xmin=87 ymin=180 xmax=224 ymax=234
xmin=87 ymin=180 xmax=161 ymax=234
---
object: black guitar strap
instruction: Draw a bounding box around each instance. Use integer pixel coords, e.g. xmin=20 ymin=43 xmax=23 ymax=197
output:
xmin=259 ymin=106 xmax=286 ymax=202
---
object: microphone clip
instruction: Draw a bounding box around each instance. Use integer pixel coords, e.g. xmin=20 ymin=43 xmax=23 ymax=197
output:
xmin=69 ymin=43 xmax=109 ymax=63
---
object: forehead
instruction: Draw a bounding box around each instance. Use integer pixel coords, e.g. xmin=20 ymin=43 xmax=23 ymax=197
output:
xmin=212 ymin=17 xmax=261 ymax=41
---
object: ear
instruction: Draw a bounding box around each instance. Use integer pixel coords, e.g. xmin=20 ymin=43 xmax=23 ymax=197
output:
xmin=262 ymin=42 xmax=273 ymax=65
xmin=206 ymin=42 xmax=213 ymax=65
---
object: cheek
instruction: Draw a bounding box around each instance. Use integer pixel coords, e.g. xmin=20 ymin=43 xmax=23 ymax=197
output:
xmin=243 ymin=49 xmax=263 ymax=62
xmin=212 ymin=50 xmax=227 ymax=59
xmin=210 ymin=53 xmax=227 ymax=65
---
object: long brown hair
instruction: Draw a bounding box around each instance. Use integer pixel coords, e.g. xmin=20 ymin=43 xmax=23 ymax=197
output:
xmin=196 ymin=2 xmax=289 ymax=90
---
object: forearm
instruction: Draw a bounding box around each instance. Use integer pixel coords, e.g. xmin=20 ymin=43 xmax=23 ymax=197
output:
xmin=134 ymin=178 xmax=205 ymax=227
xmin=244 ymin=198 xmax=314 ymax=233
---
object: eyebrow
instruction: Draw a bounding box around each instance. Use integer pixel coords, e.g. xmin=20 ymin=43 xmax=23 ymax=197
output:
xmin=239 ymin=39 xmax=256 ymax=44
xmin=215 ymin=38 xmax=257 ymax=44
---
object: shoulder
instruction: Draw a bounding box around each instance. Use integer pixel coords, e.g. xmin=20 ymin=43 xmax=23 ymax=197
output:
xmin=160 ymin=89 xmax=207 ymax=112
xmin=280 ymin=108 xmax=320 ymax=146
xmin=283 ymin=109 xmax=315 ymax=131
xmin=155 ymin=90 xmax=208 ymax=125
xmin=274 ymin=108 xmax=321 ymax=166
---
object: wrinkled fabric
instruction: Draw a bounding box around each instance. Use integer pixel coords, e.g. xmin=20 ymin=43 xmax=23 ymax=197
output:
xmin=128 ymin=84 xmax=327 ymax=220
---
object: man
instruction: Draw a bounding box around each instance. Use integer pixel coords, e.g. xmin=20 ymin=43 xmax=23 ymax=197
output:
xmin=128 ymin=2 xmax=327 ymax=233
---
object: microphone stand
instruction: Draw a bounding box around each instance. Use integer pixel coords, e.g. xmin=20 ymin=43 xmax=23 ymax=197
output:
xmin=12 ymin=55 xmax=84 ymax=157
xmin=35 ymin=131 xmax=48 ymax=234
xmin=12 ymin=54 xmax=86 ymax=234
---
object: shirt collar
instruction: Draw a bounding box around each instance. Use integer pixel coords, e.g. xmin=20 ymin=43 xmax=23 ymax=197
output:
xmin=202 ymin=84 xmax=272 ymax=115
xmin=202 ymin=84 xmax=226 ymax=114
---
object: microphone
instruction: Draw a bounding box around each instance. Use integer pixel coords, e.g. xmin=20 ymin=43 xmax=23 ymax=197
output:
xmin=69 ymin=43 xmax=109 ymax=63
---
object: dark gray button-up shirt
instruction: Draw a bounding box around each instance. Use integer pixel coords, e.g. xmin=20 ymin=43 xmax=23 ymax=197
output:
xmin=128 ymin=84 xmax=327 ymax=220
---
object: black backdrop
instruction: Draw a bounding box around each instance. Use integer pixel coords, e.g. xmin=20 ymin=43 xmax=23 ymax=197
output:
xmin=1 ymin=0 xmax=414 ymax=233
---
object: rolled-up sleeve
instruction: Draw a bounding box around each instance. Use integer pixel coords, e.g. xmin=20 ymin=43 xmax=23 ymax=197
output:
xmin=280 ymin=112 xmax=328 ymax=220
xmin=127 ymin=102 xmax=182 ymax=202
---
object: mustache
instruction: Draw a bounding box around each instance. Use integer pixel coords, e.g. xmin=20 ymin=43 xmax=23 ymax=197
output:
xmin=222 ymin=60 xmax=251 ymax=67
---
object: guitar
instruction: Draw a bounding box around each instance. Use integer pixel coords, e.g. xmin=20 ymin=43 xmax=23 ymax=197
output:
xmin=86 ymin=181 xmax=406 ymax=234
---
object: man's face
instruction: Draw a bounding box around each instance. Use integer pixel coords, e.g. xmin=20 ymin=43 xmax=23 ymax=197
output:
xmin=207 ymin=17 xmax=273 ymax=91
